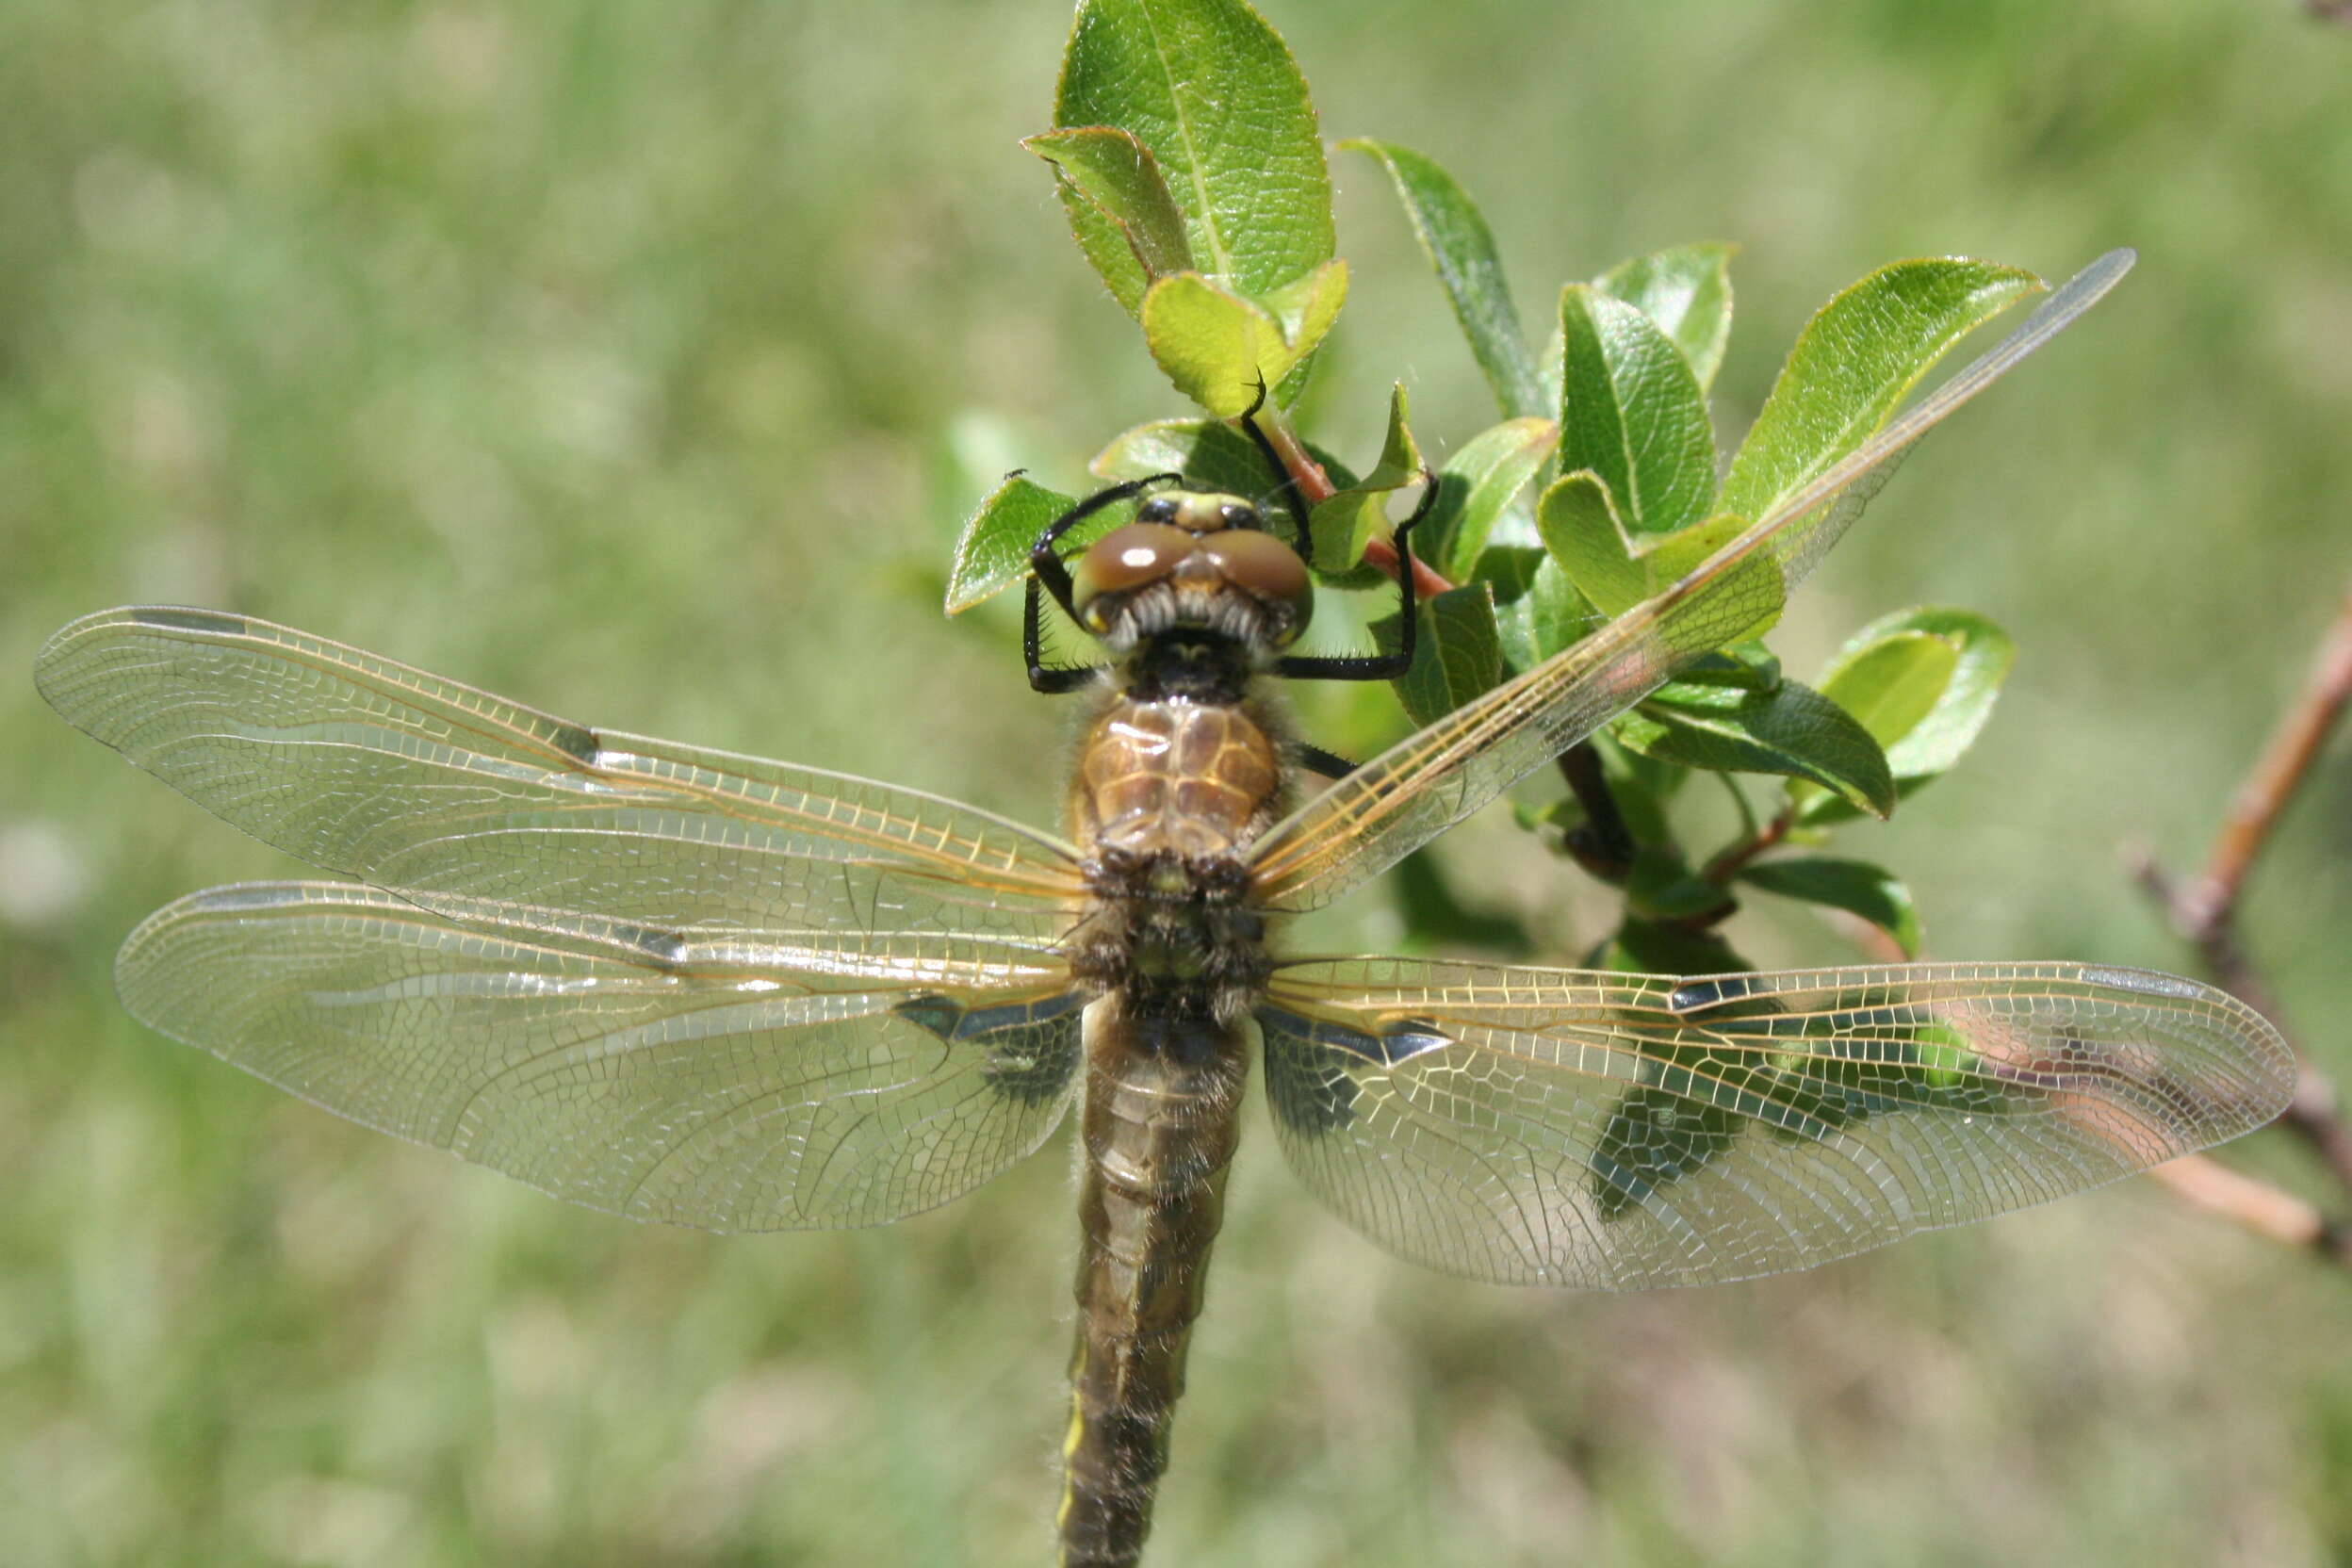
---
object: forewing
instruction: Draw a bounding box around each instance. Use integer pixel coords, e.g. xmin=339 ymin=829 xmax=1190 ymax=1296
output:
xmin=119 ymin=882 xmax=1085 ymax=1229
xmin=37 ymin=608 xmax=1084 ymax=943
xmin=1261 ymin=955 xmax=2292 ymax=1288
xmin=1249 ymin=251 xmax=2136 ymax=911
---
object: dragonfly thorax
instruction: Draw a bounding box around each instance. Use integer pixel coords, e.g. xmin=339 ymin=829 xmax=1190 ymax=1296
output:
xmin=1070 ymin=490 xmax=1312 ymax=662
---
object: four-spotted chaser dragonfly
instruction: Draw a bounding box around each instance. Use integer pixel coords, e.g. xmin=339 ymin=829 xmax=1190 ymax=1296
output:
xmin=36 ymin=250 xmax=2294 ymax=1567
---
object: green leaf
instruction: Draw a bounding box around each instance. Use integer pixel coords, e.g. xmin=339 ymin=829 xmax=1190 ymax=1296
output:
xmin=1719 ymin=258 xmax=2042 ymax=529
xmin=943 ymin=474 xmax=1078 ymax=612
xmin=1139 ymin=264 xmax=1348 ymax=416
xmin=1390 ymin=851 xmax=1535 ymax=956
xmin=1260 ymin=258 xmax=1349 ymax=362
xmin=1592 ymin=977 xmax=2009 ymax=1213
xmin=1849 ymin=608 xmax=2017 ymax=778
xmin=1338 ymin=138 xmax=1544 ymax=417
xmin=1599 ymin=913 xmax=1745 ymax=978
xmin=1651 ymin=641 xmax=1781 ymax=696
xmin=1794 ymin=606 xmax=2017 ymax=824
xmin=1537 ymin=473 xmax=1753 ymax=619
xmin=1557 ymin=284 xmax=1718 ymax=541
xmin=1816 ymin=630 xmax=1956 ymax=747
xmin=1138 ymin=272 xmax=1282 ymax=415
xmin=1537 ymin=472 xmax=1641 ymax=614
xmin=1054 ymin=0 xmax=1333 ymax=322
xmin=1736 ymin=856 xmax=1922 ymax=957
xmin=1479 ymin=546 xmax=1595 ymax=671
xmin=1423 ymin=416 xmax=1558 ymax=581
xmin=1625 ymin=845 xmax=1732 ymax=923
xmin=1616 ymin=678 xmax=1897 ymax=816
xmin=1587 ymin=917 xmax=1753 ymax=1215
xmin=1309 ymin=383 xmax=1421 ymax=576
xmin=1374 ymin=583 xmax=1503 ymax=728
xmin=1023 ymin=127 xmax=1196 ymax=286
xmin=1590 ymin=1086 xmax=1740 ymax=1222
xmin=1592 ymin=728 xmax=1686 ymax=845
xmin=1595 ymin=242 xmax=1736 ymax=393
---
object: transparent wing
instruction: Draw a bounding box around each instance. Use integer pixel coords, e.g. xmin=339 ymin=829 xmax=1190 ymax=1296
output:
xmin=1260 ymin=953 xmax=2293 ymax=1288
xmin=119 ymin=882 xmax=1086 ymax=1229
xmin=36 ymin=607 xmax=1085 ymax=944
xmin=1250 ymin=251 xmax=2136 ymax=911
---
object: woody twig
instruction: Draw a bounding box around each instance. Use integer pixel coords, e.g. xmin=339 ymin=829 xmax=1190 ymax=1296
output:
xmin=2131 ymin=586 xmax=2352 ymax=1261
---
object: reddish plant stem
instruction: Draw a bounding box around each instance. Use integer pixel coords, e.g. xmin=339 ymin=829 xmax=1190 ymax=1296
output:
xmin=2130 ymin=585 xmax=2352 ymax=1226
xmin=1259 ymin=406 xmax=1453 ymax=599
xmin=1699 ymin=805 xmax=1792 ymax=886
xmin=2179 ymin=588 xmax=2352 ymax=946
xmin=2148 ymin=1154 xmax=2352 ymax=1267
xmin=2136 ymin=856 xmax=2352 ymax=1199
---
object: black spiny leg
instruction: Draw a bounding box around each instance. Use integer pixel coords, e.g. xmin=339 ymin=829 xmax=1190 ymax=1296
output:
xmin=1024 ymin=579 xmax=1099 ymax=694
xmin=1234 ymin=379 xmax=1313 ymax=559
xmin=1271 ymin=469 xmax=1439 ymax=684
xmin=1021 ymin=469 xmax=1181 ymax=695
xmin=1295 ymin=741 xmax=1358 ymax=779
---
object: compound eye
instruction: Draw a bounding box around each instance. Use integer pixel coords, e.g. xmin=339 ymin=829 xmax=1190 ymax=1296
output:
xmin=1070 ymin=523 xmax=1197 ymax=628
xmin=1217 ymin=500 xmax=1259 ymax=531
xmin=1134 ymin=495 xmax=1180 ymax=525
xmin=1201 ymin=526 xmax=1313 ymax=642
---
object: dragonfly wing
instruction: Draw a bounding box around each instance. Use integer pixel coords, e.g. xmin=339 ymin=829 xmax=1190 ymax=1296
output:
xmin=37 ymin=608 xmax=1085 ymax=944
xmin=1249 ymin=251 xmax=2136 ymax=912
xmin=120 ymin=882 xmax=1085 ymax=1229
xmin=1260 ymin=954 xmax=2292 ymax=1288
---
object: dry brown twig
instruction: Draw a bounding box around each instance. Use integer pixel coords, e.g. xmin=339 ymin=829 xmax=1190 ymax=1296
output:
xmin=2131 ymin=586 xmax=2352 ymax=1265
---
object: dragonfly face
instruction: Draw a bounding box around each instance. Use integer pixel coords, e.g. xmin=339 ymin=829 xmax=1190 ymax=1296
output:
xmin=34 ymin=251 xmax=2295 ymax=1568
xmin=1069 ymin=492 xmax=1315 ymax=654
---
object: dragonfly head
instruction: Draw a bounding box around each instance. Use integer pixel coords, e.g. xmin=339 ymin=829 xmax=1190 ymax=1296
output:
xmin=1069 ymin=491 xmax=1313 ymax=655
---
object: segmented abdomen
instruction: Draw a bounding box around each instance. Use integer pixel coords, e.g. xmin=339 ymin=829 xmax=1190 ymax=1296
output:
xmin=1057 ymin=994 xmax=1250 ymax=1567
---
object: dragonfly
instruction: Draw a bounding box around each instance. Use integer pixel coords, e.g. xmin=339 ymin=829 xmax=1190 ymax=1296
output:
xmin=36 ymin=250 xmax=2294 ymax=1568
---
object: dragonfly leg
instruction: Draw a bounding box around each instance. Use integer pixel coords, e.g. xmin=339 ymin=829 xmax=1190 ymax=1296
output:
xmin=1270 ymin=469 xmax=1437 ymax=684
xmin=1022 ymin=470 xmax=1179 ymax=694
xmin=1025 ymin=578 xmax=1104 ymax=694
xmin=1233 ymin=377 xmax=1312 ymax=558
xmin=1028 ymin=470 xmax=1183 ymax=623
xmin=1294 ymin=741 xmax=1357 ymax=779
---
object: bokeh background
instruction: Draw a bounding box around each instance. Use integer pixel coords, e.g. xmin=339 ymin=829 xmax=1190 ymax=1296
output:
xmin=4 ymin=2 xmax=2348 ymax=1564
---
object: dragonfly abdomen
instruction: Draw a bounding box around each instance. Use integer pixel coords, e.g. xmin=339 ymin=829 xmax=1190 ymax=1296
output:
xmin=1055 ymin=650 xmax=1291 ymax=1561
xmin=1059 ymin=993 xmax=1250 ymax=1568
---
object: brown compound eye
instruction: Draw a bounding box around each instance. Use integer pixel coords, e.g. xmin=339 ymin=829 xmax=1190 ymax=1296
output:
xmin=1200 ymin=526 xmax=1314 ymax=644
xmin=1070 ymin=523 xmax=1198 ymax=629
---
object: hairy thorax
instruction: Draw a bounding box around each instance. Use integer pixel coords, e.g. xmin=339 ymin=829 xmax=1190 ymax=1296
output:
xmin=1064 ymin=690 xmax=1292 ymax=1022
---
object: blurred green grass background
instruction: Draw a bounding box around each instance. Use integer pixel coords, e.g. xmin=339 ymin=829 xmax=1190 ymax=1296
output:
xmin=4 ymin=2 xmax=2348 ymax=1564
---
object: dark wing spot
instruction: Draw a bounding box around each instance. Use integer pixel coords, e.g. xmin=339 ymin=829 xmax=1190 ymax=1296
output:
xmin=609 ymin=922 xmax=690 ymax=968
xmin=1377 ymin=1021 xmax=1451 ymax=1066
xmin=893 ymin=991 xmax=1085 ymax=1106
xmin=547 ymin=722 xmax=603 ymax=765
xmin=1667 ymin=973 xmax=1759 ymax=1016
xmin=892 ymin=995 xmax=962 ymax=1039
